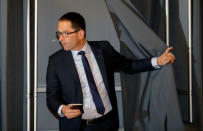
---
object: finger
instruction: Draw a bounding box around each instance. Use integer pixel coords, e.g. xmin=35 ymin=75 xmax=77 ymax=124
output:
xmin=72 ymin=111 xmax=81 ymax=116
xmin=74 ymin=113 xmax=81 ymax=117
xmin=165 ymin=47 xmax=174 ymax=53
xmin=66 ymin=112 xmax=81 ymax=119
xmin=65 ymin=110 xmax=79 ymax=115
xmin=66 ymin=114 xmax=74 ymax=119
xmin=69 ymin=109 xmax=81 ymax=113
xmin=165 ymin=55 xmax=174 ymax=64
xmin=65 ymin=109 xmax=81 ymax=115
xmin=168 ymin=53 xmax=176 ymax=60
xmin=69 ymin=112 xmax=81 ymax=116
xmin=171 ymin=56 xmax=175 ymax=64
xmin=169 ymin=54 xmax=176 ymax=62
xmin=170 ymin=59 xmax=174 ymax=64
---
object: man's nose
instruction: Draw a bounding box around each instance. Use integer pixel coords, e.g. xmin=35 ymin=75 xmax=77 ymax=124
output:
xmin=58 ymin=35 xmax=64 ymax=42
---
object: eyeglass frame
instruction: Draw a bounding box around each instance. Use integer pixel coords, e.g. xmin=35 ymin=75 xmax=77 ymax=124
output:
xmin=56 ymin=30 xmax=80 ymax=39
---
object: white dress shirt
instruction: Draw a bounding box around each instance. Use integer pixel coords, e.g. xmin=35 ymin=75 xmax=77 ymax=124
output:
xmin=58 ymin=42 xmax=160 ymax=119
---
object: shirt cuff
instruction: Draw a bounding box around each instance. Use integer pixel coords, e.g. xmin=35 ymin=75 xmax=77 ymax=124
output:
xmin=151 ymin=57 xmax=160 ymax=69
xmin=58 ymin=105 xmax=65 ymax=117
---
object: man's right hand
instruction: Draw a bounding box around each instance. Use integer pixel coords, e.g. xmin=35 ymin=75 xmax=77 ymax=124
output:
xmin=61 ymin=105 xmax=81 ymax=119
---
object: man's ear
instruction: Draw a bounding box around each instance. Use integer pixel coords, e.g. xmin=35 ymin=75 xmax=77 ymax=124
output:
xmin=78 ymin=30 xmax=85 ymax=39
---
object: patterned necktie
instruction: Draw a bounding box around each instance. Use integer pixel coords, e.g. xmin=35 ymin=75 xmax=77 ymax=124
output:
xmin=78 ymin=51 xmax=105 ymax=115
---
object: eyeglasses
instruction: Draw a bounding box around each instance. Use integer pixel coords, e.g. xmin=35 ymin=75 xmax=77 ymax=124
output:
xmin=56 ymin=30 xmax=80 ymax=39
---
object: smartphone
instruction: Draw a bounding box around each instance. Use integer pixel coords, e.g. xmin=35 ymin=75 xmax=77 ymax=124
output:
xmin=69 ymin=104 xmax=84 ymax=113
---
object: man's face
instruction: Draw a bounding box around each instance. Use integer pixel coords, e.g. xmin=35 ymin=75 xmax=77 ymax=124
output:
xmin=57 ymin=20 xmax=84 ymax=51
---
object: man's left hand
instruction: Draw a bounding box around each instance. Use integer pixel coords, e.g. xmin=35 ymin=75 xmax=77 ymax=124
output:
xmin=157 ymin=47 xmax=176 ymax=66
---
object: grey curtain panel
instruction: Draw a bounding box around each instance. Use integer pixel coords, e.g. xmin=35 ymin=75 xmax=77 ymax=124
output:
xmin=106 ymin=0 xmax=184 ymax=130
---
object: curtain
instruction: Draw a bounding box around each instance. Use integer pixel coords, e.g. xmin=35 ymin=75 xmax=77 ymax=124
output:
xmin=106 ymin=0 xmax=187 ymax=130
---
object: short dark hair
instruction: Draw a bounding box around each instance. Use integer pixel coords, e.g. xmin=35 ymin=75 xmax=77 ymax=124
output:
xmin=59 ymin=12 xmax=86 ymax=32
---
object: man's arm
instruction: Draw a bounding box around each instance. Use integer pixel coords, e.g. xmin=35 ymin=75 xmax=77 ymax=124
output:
xmin=46 ymin=56 xmax=82 ymax=118
xmin=104 ymin=42 xmax=154 ymax=73
xmin=46 ymin=56 xmax=63 ymax=114
xmin=104 ymin=42 xmax=175 ymax=73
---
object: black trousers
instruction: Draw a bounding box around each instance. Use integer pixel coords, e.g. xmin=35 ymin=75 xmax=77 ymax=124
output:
xmin=80 ymin=114 xmax=118 ymax=131
xmin=59 ymin=111 xmax=119 ymax=131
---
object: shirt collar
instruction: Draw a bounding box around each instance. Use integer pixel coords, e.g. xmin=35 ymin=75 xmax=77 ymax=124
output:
xmin=71 ymin=41 xmax=91 ymax=56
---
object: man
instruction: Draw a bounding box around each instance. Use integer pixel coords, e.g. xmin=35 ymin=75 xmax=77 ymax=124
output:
xmin=46 ymin=12 xmax=175 ymax=131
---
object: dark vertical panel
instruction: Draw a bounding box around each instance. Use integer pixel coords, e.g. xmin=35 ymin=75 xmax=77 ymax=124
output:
xmin=169 ymin=0 xmax=190 ymax=122
xmin=201 ymin=0 xmax=203 ymax=93
xmin=6 ymin=0 xmax=24 ymax=130
xmin=23 ymin=0 xmax=28 ymax=129
xmin=0 ymin=13 xmax=1 ymax=129
xmin=192 ymin=0 xmax=203 ymax=129
xmin=30 ymin=0 xmax=35 ymax=130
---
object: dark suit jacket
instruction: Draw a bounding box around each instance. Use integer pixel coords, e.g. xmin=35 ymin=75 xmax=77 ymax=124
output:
xmin=46 ymin=41 xmax=154 ymax=131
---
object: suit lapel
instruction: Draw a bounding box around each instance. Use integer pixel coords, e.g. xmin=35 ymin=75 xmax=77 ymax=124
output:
xmin=63 ymin=50 xmax=81 ymax=88
xmin=89 ymin=42 xmax=110 ymax=94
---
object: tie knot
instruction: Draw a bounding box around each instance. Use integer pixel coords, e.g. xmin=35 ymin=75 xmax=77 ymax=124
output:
xmin=78 ymin=51 xmax=85 ymax=56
